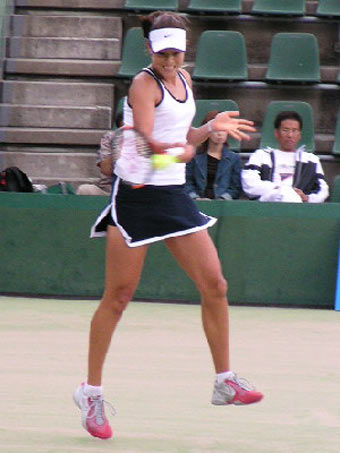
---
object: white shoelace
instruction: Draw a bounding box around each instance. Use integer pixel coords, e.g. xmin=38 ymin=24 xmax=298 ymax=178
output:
xmin=229 ymin=374 xmax=254 ymax=391
xmin=88 ymin=397 xmax=117 ymax=424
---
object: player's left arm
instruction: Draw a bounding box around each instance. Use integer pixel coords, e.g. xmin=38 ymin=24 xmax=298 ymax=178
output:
xmin=187 ymin=111 xmax=256 ymax=147
xmin=182 ymin=69 xmax=256 ymax=147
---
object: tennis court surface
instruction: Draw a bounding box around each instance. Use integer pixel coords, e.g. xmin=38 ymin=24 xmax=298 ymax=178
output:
xmin=1 ymin=296 xmax=340 ymax=453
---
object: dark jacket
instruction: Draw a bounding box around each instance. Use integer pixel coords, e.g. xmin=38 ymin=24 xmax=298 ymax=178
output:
xmin=185 ymin=146 xmax=242 ymax=200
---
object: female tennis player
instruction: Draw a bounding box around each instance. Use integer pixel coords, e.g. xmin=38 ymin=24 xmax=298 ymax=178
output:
xmin=73 ymin=11 xmax=263 ymax=439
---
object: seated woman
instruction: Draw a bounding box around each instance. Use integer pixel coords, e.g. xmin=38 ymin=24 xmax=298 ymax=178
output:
xmin=185 ymin=110 xmax=242 ymax=200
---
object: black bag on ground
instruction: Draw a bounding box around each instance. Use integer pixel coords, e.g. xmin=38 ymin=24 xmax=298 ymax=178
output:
xmin=0 ymin=167 xmax=34 ymax=192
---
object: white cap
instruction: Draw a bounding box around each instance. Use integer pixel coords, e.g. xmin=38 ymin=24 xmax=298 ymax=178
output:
xmin=149 ymin=28 xmax=186 ymax=53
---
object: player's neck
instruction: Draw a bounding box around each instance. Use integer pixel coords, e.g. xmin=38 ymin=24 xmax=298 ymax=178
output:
xmin=162 ymin=72 xmax=179 ymax=88
xmin=150 ymin=66 xmax=178 ymax=84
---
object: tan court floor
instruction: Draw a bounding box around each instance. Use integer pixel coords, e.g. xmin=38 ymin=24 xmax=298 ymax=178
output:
xmin=1 ymin=296 xmax=340 ymax=453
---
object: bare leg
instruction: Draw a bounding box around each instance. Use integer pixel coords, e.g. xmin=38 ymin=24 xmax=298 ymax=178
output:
xmin=87 ymin=226 xmax=148 ymax=385
xmin=165 ymin=230 xmax=229 ymax=373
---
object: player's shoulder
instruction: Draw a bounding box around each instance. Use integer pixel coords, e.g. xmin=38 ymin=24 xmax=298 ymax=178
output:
xmin=129 ymin=69 xmax=163 ymax=107
xmin=179 ymin=67 xmax=191 ymax=79
xmin=129 ymin=69 xmax=160 ymax=99
xmin=178 ymin=68 xmax=192 ymax=87
xmin=132 ymin=68 xmax=157 ymax=86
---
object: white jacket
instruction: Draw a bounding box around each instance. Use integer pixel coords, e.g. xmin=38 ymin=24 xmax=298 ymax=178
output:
xmin=241 ymin=146 xmax=329 ymax=203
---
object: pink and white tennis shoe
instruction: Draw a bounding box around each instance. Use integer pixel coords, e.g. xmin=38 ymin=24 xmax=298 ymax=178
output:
xmin=73 ymin=382 xmax=115 ymax=439
xmin=211 ymin=372 xmax=263 ymax=406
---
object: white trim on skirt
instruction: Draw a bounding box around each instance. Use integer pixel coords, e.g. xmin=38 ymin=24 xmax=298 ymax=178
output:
xmin=90 ymin=177 xmax=217 ymax=247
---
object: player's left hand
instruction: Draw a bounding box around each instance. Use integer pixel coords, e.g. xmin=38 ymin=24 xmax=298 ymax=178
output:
xmin=212 ymin=111 xmax=256 ymax=141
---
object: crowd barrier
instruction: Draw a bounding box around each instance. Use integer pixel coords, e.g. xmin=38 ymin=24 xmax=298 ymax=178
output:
xmin=1 ymin=192 xmax=339 ymax=308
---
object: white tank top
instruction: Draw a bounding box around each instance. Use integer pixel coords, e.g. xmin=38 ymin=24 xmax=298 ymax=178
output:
xmin=115 ymin=68 xmax=196 ymax=185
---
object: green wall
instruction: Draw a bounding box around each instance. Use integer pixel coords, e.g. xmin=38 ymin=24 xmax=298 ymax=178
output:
xmin=0 ymin=193 xmax=339 ymax=308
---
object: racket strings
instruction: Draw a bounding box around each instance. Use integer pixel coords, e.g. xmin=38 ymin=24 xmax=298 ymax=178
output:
xmin=112 ymin=129 xmax=125 ymax=162
xmin=111 ymin=127 xmax=156 ymax=186
xmin=134 ymin=133 xmax=152 ymax=158
xmin=113 ymin=129 xmax=153 ymax=159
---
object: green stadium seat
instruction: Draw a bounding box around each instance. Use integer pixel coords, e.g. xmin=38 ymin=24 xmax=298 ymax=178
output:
xmin=124 ymin=0 xmax=178 ymax=11
xmin=116 ymin=96 xmax=125 ymax=115
xmin=193 ymin=99 xmax=241 ymax=151
xmin=332 ymin=110 xmax=340 ymax=154
xmin=186 ymin=0 xmax=241 ymax=15
xmin=192 ymin=31 xmax=248 ymax=82
xmin=251 ymin=0 xmax=305 ymax=16
xmin=260 ymin=101 xmax=315 ymax=153
xmin=265 ymin=33 xmax=321 ymax=84
xmin=115 ymin=28 xmax=151 ymax=79
xmin=113 ymin=96 xmax=126 ymax=129
xmin=316 ymin=0 xmax=340 ymax=18
xmin=330 ymin=175 xmax=340 ymax=202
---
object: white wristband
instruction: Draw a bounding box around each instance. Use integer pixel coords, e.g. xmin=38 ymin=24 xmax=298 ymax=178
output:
xmin=207 ymin=120 xmax=214 ymax=133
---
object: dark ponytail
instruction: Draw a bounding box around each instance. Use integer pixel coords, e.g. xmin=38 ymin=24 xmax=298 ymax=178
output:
xmin=140 ymin=11 xmax=189 ymax=39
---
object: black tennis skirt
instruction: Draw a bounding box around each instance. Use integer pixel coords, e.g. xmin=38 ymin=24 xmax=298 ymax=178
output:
xmin=91 ymin=176 xmax=217 ymax=247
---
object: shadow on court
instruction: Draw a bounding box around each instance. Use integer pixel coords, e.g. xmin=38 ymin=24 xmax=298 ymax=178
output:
xmin=1 ymin=296 xmax=340 ymax=453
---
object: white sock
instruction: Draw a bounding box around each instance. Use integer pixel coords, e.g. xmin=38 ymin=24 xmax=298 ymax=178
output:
xmin=216 ymin=371 xmax=234 ymax=384
xmin=84 ymin=383 xmax=103 ymax=397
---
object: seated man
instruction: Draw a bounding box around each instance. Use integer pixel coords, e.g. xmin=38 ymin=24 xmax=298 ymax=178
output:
xmin=76 ymin=113 xmax=122 ymax=196
xmin=241 ymin=111 xmax=329 ymax=203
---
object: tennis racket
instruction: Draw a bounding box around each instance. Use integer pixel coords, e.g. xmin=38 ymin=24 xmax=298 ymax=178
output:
xmin=111 ymin=126 xmax=178 ymax=188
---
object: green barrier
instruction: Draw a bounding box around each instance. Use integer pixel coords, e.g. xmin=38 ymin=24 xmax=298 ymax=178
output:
xmin=0 ymin=193 xmax=339 ymax=308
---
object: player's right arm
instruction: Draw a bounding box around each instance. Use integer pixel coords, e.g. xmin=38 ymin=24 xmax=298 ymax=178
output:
xmin=129 ymin=72 xmax=158 ymax=139
xmin=129 ymin=72 xmax=194 ymax=163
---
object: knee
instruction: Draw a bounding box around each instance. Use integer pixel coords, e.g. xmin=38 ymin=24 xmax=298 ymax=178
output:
xmin=199 ymin=275 xmax=228 ymax=300
xmin=214 ymin=275 xmax=228 ymax=299
xmin=102 ymin=288 xmax=134 ymax=318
